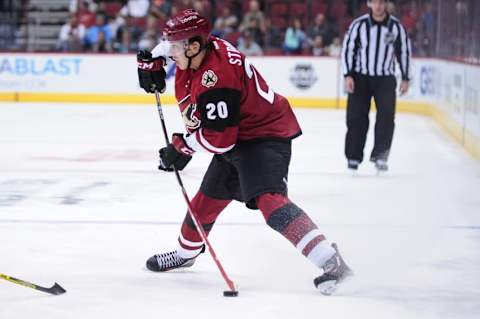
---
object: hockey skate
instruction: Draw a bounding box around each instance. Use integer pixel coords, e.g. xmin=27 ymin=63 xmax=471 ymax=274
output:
xmin=370 ymin=155 xmax=389 ymax=172
xmin=374 ymin=159 xmax=388 ymax=172
xmin=146 ymin=246 xmax=204 ymax=272
xmin=347 ymin=159 xmax=360 ymax=171
xmin=313 ymin=243 xmax=353 ymax=295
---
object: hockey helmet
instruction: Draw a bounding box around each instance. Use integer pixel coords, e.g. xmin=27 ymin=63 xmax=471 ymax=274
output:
xmin=163 ymin=9 xmax=211 ymax=42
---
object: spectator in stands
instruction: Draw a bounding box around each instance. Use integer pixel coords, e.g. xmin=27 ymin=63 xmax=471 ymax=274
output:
xmin=69 ymin=0 xmax=97 ymax=14
xmin=192 ymin=0 xmax=212 ymax=18
xmin=118 ymin=0 xmax=150 ymax=53
xmin=170 ymin=4 xmax=179 ymax=16
xmin=420 ymin=1 xmax=435 ymax=56
xmin=283 ymin=18 xmax=306 ymax=54
xmin=311 ymin=35 xmax=326 ymax=56
xmin=137 ymin=18 xmax=158 ymax=51
xmin=307 ymin=13 xmax=337 ymax=47
xmin=58 ymin=16 xmax=85 ymax=52
xmin=386 ymin=1 xmax=396 ymax=15
xmin=107 ymin=15 xmax=125 ymax=41
xmin=327 ymin=36 xmax=342 ymax=57
xmin=212 ymin=6 xmax=238 ymax=38
xmin=114 ymin=26 xmax=135 ymax=53
xmin=239 ymin=0 xmax=266 ymax=44
xmin=84 ymin=13 xmax=112 ymax=51
xmin=92 ymin=30 xmax=112 ymax=52
xmin=120 ymin=0 xmax=150 ymax=18
xmin=422 ymin=2 xmax=435 ymax=36
xmin=74 ymin=0 xmax=96 ymax=28
xmin=150 ymin=0 xmax=173 ymax=21
xmin=229 ymin=0 xmax=243 ymax=23
xmin=138 ymin=29 xmax=157 ymax=51
xmin=263 ymin=17 xmax=282 ymax=50
xmin=237 ymin=29 xmax=263 ymax=56
xmin=401 ymin=1 xmax=418 ymax=34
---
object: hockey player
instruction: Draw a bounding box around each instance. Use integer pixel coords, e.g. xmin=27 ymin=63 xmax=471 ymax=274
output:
xmin=137 ymin=9 xmax=352 ymax=293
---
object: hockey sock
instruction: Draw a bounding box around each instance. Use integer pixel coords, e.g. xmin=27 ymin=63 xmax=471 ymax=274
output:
xmin=176 ymin=191 xmax=231 ymax=259
xmin=257 ymin=193 xmax=335 ymax=268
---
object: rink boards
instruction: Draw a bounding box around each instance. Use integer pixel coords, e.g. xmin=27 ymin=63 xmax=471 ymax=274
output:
xmin=0 ymin=53 xmax=478 ymax=159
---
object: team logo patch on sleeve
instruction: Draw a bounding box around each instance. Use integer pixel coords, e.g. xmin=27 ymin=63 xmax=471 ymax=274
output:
xmin=182 ymin=103 xmax=201 ymax=131
xmin=202 ymin=70 xmax=218 ymax=88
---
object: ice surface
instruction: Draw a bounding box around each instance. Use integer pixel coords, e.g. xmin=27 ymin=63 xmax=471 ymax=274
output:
xmin=0 ymin=103 xmax=479 ymax=319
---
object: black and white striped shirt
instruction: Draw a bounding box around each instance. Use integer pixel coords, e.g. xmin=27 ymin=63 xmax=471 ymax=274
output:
xmin=342 ymin=13 xmax=412 ymax=80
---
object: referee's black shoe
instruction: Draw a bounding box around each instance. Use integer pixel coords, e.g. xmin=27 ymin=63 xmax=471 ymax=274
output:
xmin=375 ymin=159 xmax=389 ymax=171
xmin=370 ymin=156 xmax=389 ymax=172
xmin=347 ymin=159 xmax=360 ymax=170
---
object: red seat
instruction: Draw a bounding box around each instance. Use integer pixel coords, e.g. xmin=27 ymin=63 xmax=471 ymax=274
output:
xmin=225 ymin=31 xmax=241 ymax=45
xmin=215 ymin=1 xmax=233 ymax=16
xmin=104 ymin=2 xmax=122 ymax=16
xmin=291 ymin=2 xmax=307 ymax=17
xmin=311 ymin=2 xmax=328 ymax=15
xmin=329 ymin=1 xmax=347 ymax=19
xmin=271 ymin=3 xmax=288 ymax=16
xmin=339 ymin=16 xmax=353 ymax=33
xmin=271 ymin=16 xmax=287 ymax=29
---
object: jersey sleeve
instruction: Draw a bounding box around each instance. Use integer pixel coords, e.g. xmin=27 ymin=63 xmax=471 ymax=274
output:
xmin=185 ymin=87 xmax=241 ymax=154
xmin=394 ymin=22 xmax=412 ymax=81
xmin=342 ymin=19 xmax=362 ymax=77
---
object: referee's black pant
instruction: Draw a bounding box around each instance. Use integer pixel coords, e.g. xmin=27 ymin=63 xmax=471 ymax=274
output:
xmin=345 ymin=74 xmax=396 ymax=163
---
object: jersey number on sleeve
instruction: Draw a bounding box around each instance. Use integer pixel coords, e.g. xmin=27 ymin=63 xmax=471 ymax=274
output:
xmin=206 ymin=101 xmax=228 ymax=120
xmin=244 ymin=58 xmax=275 ymax=104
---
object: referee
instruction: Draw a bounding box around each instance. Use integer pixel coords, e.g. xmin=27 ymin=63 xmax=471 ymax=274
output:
xmin=341 ymin=0 xmax=411 ymax=171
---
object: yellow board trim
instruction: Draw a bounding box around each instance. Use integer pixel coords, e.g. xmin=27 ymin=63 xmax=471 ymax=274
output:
xmin=0 ymin=91 xmax=478 ymax=160
xmin=0 ymin=92 xmax=17 ymax=102
xmin=464 ymin=130 xmax=480 ymax=160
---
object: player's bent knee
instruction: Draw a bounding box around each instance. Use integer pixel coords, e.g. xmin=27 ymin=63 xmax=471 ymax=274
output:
xmin=190 ymin=191 xmax=231 ymax=223
xmin=256 ymin=193 xmax=292 ymax=223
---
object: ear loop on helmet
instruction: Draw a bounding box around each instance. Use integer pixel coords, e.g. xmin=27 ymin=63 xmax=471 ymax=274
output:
xmin=184 ymin=38 xmax=205 ymax=69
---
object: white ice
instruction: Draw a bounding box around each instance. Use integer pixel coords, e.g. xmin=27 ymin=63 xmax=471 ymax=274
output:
xmin=0 ymin=102 xmax=479 ymax=319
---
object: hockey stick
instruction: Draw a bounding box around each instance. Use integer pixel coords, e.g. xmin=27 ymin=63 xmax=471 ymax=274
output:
xmin=154 ymin=91 xmax=238 ymax=297
xmin=0 ymin=273 xmax=66 ymax=295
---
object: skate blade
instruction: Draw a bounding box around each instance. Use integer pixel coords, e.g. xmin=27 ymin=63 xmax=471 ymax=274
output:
xmin=315 ymin=279 xmax=337 ymax=296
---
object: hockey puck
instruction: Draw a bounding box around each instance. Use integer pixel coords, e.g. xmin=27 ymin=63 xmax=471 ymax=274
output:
xmin=223 ymin=290 xmax=239 ymax=297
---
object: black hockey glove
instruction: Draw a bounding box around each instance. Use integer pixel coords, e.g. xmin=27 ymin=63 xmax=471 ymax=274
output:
xmin=158 ymin=134 xmax=194 ymax=171
xmin=137 ymin=50 xmax=166 ymax=93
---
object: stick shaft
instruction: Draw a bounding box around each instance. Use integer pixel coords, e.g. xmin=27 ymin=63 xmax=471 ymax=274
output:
xmin=154 ymin=92 xmax=236 ymax=292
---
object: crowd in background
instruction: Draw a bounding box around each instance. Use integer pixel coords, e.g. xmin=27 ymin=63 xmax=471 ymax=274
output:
xmin=58 ymin=0 xmax=435 ymax=57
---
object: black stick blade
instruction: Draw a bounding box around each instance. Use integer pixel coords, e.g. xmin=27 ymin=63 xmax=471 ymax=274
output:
xmin=37 ymin=282 xmax=67 ymax=295
xmin=49 ymin=282 xmax=67 ymax=295
xmin=223 ymin=290 xmax=238 ymax=297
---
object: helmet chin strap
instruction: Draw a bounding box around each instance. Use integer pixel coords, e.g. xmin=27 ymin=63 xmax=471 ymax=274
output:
xmin=184 ymin=42 xmax=204 ymax=70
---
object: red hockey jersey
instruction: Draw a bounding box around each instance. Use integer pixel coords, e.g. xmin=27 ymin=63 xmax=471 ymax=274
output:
xmin=175 ymin=36 xmax=302 ymax=154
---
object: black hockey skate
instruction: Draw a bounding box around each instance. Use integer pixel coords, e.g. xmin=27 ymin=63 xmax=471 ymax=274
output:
xmin=146 ymin=247 xmax=204 ymax=272
xmin=313 ymin=243 xmax=353 ymax=295
xmin=347 ymin=159 xmax=360 ymax=170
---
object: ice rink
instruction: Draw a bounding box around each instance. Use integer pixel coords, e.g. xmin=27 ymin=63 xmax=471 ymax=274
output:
xmin=1 ymin=102 xmax=479 ymax=319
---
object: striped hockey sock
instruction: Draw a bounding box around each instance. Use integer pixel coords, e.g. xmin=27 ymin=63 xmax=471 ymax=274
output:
xmin=176 ymin=192 xmax=231 ymax=259
xmin=257 ymin=193 xmax=335 ymax=268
